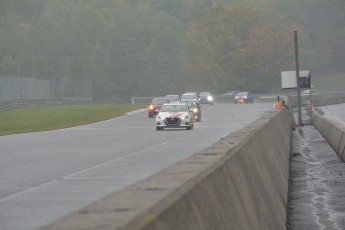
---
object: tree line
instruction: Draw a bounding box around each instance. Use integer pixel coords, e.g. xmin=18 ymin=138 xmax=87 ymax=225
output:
xmin=0 ymin=0 xmax=344 ymax=102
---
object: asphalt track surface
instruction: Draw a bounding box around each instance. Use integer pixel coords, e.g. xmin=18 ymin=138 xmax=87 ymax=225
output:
xmin=0 ymin=102 xmax=273 ymax=230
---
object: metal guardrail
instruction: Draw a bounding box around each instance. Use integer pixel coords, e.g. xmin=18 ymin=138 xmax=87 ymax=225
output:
xmin=0 ymin=98 xmax=93 ymax=112
xmin=0 ymin=99 xmax=29 ymax=111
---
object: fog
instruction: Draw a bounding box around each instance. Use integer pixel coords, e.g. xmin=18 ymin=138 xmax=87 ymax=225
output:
xmin=0 ymin=0 xmax=344 ymax=103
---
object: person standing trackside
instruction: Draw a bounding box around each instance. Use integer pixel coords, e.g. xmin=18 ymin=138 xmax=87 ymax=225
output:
xmin=275 ymin=96 xmax=282 ymax=110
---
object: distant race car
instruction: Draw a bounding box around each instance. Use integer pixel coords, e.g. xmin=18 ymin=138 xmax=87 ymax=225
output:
xmin=198 ymin=91 xmax=214 ymax=105
xmin=181 ymin=93 xmax=199 ymax=101
xmin=148 ymin=97 xmax=169 ymax=118
xmin=156 ymin=103 xmax=194 ymax=130
xmin=183 ymin=100 xmax=201 ymax=122
xmin=234 ymin=92 xmax=254 ymax=104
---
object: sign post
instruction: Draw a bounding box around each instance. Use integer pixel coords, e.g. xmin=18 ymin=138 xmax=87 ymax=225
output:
xmin=294 ymin=31 xmax=302 ymax=126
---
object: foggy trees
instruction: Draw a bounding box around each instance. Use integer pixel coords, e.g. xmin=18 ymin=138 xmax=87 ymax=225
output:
xmin=0 ymin=0 xmax=186 ymax=102
xmin=0 ymin=0 xmax=344 ymax=102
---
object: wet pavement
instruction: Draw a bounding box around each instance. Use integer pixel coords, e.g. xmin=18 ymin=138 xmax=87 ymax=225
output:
xmin=287 ymin=125 xmax=345 ymax=229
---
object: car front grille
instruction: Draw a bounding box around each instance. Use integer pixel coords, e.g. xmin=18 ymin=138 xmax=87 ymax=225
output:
xmin=164 ymin=118 xmax=181 ymax=126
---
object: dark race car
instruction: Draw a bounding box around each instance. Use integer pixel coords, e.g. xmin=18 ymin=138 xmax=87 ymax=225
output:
xmin=148 ymin=97 xmax=169 ymax=117
xmin=234 ymin=92 xmax=254 ymax=104
xmin=183 ymin=100 xmax=201 ymax=122
xmin=198 ymin=91 xmax=214 ymax=105
xmin=181 ymin=93 xmax=199 ymax=101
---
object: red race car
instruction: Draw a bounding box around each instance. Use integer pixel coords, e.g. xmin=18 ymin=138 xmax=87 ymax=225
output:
xmin=148 ymin=97 xmax=170 ymax=118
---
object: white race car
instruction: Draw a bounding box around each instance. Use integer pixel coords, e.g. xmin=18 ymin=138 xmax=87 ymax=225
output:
xmin=156 ymin=103 xmax=194 ymax=130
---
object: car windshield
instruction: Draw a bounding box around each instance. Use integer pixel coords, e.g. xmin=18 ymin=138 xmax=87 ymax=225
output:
xmin=160 ymin=105 xmax=188 ymax=112
xmin=181 ymin=94 xmax=196 ymax=100
xmin=199 ymin=92 xmax=210 ymax=96
xmin=237 ymin=92 xmax=248 ymax=96
xmin=166 ymin=95 xmax=180 ymax=101
xmin=151 ymin=98 xmax=168 ymax=104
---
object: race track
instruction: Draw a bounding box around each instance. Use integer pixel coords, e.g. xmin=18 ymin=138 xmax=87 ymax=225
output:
xmin=0 ymin=102 xmax=273 ymax=230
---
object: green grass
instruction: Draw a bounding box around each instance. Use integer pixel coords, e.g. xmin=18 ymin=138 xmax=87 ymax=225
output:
xmin=0 ymin=104 xmax=146 ymax=136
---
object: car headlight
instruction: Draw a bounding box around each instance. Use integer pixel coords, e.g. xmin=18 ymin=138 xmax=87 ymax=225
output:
xmin=193 ymin=108 xmax=198 ymax=113
xmin=207 ymin=96 xmax=213 ymax=101
xmin=156 ymin=115 xmax=163 ymax=120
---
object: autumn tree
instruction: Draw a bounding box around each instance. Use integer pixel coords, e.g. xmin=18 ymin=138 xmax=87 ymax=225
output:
xmin=186 ymin=5 xmax=258 ymax=93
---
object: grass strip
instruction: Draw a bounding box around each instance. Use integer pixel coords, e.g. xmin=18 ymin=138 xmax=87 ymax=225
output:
xmin=0 ymin=104 xmax=146 ymax=136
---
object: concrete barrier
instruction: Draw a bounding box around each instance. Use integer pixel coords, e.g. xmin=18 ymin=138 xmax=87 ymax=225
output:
xmin=312 ymin=107 xmax=345 ymax=160
xmin=42 ymin=110 xmax=292 ymax=230
xmin=312 ymin=96 xmax=345 ymax=107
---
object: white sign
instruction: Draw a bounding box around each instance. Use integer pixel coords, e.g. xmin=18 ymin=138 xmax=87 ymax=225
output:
xmin=281 ymin=70 xmax=310 ymax=89
xmin=281 ymin=71 xmax=297 ymax=89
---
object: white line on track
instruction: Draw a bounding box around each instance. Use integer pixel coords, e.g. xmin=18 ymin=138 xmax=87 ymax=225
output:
xmin=0 ymin=135 xmax=184 ymax=202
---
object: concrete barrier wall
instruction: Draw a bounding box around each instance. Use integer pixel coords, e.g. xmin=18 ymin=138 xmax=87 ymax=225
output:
xmin=312 ymin=108 xmax=345 ymax=160
xmin=42 ymin=110 xmax=292 ymax=230
xmin=312 ymin=96 xmax=345 ymax=107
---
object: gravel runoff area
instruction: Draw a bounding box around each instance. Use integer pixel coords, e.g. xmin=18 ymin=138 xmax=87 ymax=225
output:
xmin=287 ymin=125 xmax=345 ymax=229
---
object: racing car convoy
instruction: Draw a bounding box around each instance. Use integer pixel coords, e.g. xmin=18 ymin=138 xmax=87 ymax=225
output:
xmin=148 ymin=92 xmax=205 ymax=130
xmin=148 ymin=91 xmax=254 ymax=130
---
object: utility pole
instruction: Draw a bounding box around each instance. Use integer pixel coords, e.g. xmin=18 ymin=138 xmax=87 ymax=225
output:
xmin=294 ymin=31 xmax=302 ymax=126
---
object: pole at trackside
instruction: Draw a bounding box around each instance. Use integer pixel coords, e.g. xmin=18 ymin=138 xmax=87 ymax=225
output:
xmin=294 ymin=31 xmax=302 ymax=126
